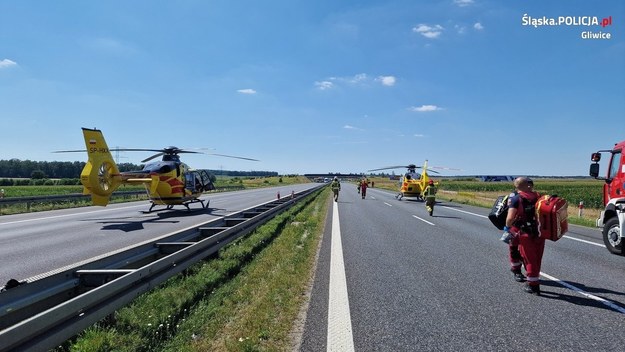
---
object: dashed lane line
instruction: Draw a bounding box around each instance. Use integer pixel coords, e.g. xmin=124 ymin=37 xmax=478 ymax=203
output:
xmin=412 ymin=215 xmax=435 ymax=226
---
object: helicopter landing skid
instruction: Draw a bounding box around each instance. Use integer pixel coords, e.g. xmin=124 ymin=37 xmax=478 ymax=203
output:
xmin=145 ymin=198 xmax=210 ymax=213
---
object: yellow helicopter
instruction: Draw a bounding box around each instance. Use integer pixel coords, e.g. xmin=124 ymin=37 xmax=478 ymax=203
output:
xmin=56 ymin=128 xmax=258 ymax=212
xmin=368 ymin=160 xmax=456 ymax=201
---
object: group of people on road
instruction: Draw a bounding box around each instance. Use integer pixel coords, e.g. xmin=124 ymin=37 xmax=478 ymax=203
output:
xmin=331 ymin=174 xmax=544 ymax=295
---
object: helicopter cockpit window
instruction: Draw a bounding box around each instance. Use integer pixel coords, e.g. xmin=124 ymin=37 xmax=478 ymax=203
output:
xmin=405 ymin=172 xmax=420 ymax=180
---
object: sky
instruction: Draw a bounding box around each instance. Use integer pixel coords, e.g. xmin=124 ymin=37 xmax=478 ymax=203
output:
xmin=1 ymin=0 xmax=624 ymax=177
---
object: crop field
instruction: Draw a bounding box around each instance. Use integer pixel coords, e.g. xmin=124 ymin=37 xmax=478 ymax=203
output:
xmin=439 ymin=179 xmax=604 ymax=209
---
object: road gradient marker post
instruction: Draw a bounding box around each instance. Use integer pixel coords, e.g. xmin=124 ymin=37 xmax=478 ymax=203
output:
xmin=327 ymin=201 xmax=355 ymax=352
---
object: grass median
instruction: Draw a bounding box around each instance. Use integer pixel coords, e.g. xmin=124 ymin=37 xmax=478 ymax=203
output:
xmin=58 ymin=187 xmax=330 ymax=352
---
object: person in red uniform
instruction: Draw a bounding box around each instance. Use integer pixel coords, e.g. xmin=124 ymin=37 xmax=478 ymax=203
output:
xmin=501 ymin=178 xmax=534 ymax=282
xmin=504 ymin=177 xmax=543 ymax=295
xmin=360 ymin=178 xmax=368 ymax=199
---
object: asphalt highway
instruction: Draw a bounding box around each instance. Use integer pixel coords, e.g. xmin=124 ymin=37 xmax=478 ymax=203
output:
xmin=300 ymin=185 xmax=625 ymax=351
xmin=0 ymin=184 xmax=317 ymax=285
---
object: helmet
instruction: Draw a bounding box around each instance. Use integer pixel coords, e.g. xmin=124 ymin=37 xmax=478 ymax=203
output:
xmin=334 ymin=176 xmax=338 ymax=180
xmin=428 ymin=180 xmax=434 ymax=185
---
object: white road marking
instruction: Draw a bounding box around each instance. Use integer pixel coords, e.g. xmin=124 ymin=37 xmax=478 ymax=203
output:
xmin=412 ymin=215 xmax=435 ymax=226
xmin=561 ymin=236 xmax=605 ymax=247
xmin=540 ymin=272 xmax=625 ymax=314
xmin=327 ymin=201 xmax=355 ymax=352
xmin=441 ymin=205 xmax=488 ymax=218
xmin=383 ymin=202 xmax=393 ymax=207
xmin=371 ymin=196 xmax=376 ymax=200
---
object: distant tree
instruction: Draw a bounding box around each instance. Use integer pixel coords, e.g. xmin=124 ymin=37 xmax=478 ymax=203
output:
xmin=31 ymin=170 xmax=46 ymax=179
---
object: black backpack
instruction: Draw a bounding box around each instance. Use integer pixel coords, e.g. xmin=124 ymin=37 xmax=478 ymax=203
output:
xmin=488 ymin=193 xmax=514 ymax=230
xmin=515 ymin=194 xmax=539 ymax=237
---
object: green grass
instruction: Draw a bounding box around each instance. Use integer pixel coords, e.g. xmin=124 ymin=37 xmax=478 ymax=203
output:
xmin=58 ymin=187 xmax=328 ymax=352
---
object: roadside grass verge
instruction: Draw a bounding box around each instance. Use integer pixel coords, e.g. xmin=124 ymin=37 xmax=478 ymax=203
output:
xmin=58 ymin=187 xmax=329 ymax=352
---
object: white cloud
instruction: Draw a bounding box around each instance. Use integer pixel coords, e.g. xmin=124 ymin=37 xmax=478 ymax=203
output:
xmin=413 ymin=24 xmax=444 ymax=39
xmin=414 ymin=134 xmax=425 ymax=138
xmin=344 ymin=125 xmax=362 ymax=130
xmin=347 ymin=73 xmax=368 ymax=84
xmin=315 ymin=81 xmax=334 ymax=90
xmin=455 ymin=25 xmax=466 ymax=34
xmin=0 ymin=59 xmax=17 ymax=69
xmin=237 ymin=88 xmax=257 ymax=94
xmin=454 ymin=0 xmax=474 ymax=7
xmin=410 ymin=105 xmax=443 ymax=112
xmin=376 ymin=75 xmax=396 ymax=86
xmin=474 ymin=22 xmax=484 ymax=30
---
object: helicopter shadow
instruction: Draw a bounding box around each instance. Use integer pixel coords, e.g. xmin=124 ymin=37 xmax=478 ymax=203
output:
xmin=535 ymin=280 xmax=625 ymax=313
xmin=84 ymin=209 xmax=209 ymax=232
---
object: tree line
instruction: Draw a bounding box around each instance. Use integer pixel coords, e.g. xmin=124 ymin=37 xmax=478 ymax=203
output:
xmin=0 ymin=159 xmax=279 ymax=179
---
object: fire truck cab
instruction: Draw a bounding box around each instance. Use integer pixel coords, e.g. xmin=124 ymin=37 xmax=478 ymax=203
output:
xmin=590 ymin=140 xmax=625 ymax=255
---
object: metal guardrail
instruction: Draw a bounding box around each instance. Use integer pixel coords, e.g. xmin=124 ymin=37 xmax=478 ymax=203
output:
xmin=0 ymin=185 xmax=324 ymax=351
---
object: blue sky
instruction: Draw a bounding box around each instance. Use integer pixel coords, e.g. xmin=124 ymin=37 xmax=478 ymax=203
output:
xmin=1 ymin=0 xmax=623 ymax=176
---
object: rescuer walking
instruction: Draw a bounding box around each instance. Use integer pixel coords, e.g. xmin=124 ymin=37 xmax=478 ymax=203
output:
xmin=423 ymin=180 xmax=437 ymax=216
xmin=500 ymin=178 xmax=534 ymax=283
xmin=504 ymin=177 xmax=543 ymax=295
xmin=330 ymin=176 xmax=341 ymax=202
xmin=360 ymin=178 xmax=368 ymax=199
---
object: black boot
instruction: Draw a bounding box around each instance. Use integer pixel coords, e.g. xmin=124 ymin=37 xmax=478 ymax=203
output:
xmin=512 ymin=269 xmax=526 ymax=282
xmin=523 ymin=284 xmax=540 ymax=295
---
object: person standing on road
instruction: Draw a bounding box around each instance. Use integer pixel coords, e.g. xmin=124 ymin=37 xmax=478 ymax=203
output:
xmin=504 ymin=177 xmax=543 ymax=295
xmin=501 ymin=179 xmax=535 ymax=283
xmin=360 ymin=178 xmax=368 ymax=199
xmin=330 ymin=176 xmax=341 ymax=202
xmin=423 ymin=180 xmax=437 ymax=216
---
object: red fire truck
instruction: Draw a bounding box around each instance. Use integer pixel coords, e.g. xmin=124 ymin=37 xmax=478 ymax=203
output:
xmin=590 ymin=140 xmax=625 ymax=255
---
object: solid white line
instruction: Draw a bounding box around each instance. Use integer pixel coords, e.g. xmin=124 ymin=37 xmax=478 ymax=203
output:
xmin=383 ymin=202 xmax=393 ymax=207
xmin=441 ymin=205 xmax=488 ymax=218
xmin=540 ymin=272 xmax=625 ymax=314
xmin=327 ymin=202 xmax=355 ymax=352
xmin=562 ymin=236 xmax=605 ymax=247
xmin=412 ymin=215 xmax=435 ymax=226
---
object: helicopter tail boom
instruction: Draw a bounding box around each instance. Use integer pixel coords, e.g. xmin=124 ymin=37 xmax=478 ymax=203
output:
xmin=80 ymin=128 xmax=122 ymax=206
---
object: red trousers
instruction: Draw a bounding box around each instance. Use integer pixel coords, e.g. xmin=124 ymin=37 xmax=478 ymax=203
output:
xmin=518 ymin=233 xmax=545 ymax=286
xmin=508 ymin=236 xmax=522 ymax=271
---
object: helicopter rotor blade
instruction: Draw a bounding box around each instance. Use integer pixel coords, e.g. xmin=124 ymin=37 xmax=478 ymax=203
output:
xmin=367 ymin=166 xmax=409 ymax=172
xmin=141 ymin=153 xmax=165 ymax=163
xmin=207 ymin=153 xmax=259 ymax=161
xmin=52 ymin=149 xmax=86 ymax=153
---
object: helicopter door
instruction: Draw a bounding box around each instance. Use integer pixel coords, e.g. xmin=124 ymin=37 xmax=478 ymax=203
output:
xmin=197 ymin=170 xmax=215 ymax=191
xmin=185 ymin=170 xmax=215 ymax=192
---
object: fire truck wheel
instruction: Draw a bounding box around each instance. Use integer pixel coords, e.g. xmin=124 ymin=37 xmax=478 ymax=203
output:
xmin=602 ymin=217 xmax=622 ymax=256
